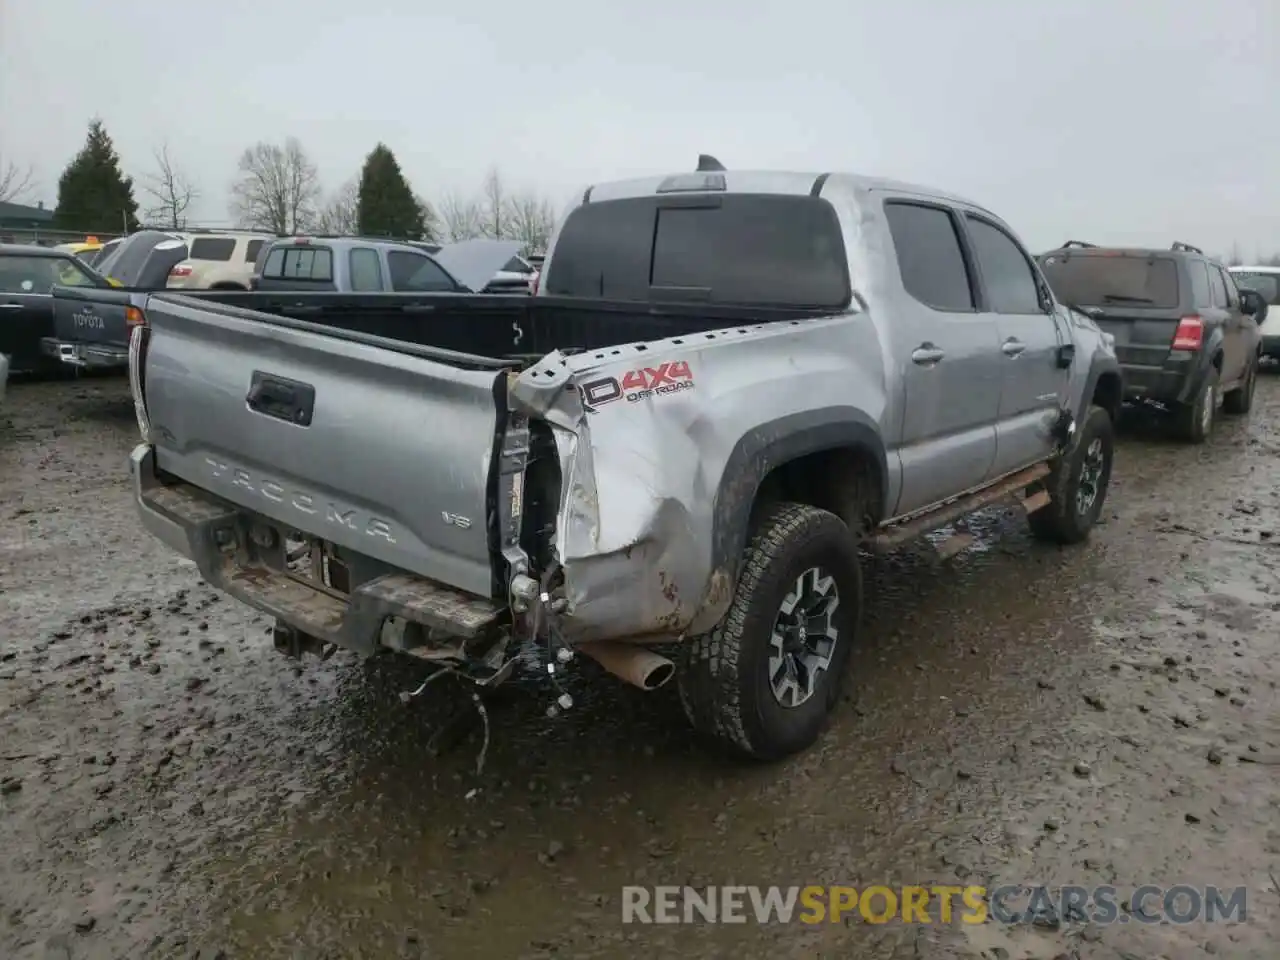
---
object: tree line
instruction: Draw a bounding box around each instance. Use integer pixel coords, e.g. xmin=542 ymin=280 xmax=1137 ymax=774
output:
xmin=6 ymin=120 xmax=1279 ymax=266
xmin=1 ymin=118 xmax=558 ymax=252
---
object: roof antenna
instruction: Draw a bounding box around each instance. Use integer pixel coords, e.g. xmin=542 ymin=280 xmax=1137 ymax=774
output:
xmin=696 ymin=154 xmax=726 ymax=172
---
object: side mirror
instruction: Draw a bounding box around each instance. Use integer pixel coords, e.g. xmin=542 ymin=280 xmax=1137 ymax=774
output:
xmin=1239 ymin=288 xmax=1264 ymax=317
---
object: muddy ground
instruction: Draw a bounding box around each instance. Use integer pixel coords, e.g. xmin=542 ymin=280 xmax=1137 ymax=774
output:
xmin=1 ymin=374 xmax=1278 ymax=960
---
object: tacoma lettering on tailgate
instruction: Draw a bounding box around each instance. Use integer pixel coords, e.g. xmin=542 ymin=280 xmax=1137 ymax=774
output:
xmin=204 ymin=457 xmax=398 ymax=543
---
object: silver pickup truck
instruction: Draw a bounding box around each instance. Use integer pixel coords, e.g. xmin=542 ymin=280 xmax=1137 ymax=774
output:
xmin=120 ymin=161 xmax=1121 ymax=760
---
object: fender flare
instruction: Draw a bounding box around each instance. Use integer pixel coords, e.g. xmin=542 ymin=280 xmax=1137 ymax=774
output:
xmin=1076 ymin=352 xmax=1123 ymax=423
xmin=1178 ymin=327 xmax=1227 ymax=404
xmin=708 ymin=407 xmax=888 ymax=580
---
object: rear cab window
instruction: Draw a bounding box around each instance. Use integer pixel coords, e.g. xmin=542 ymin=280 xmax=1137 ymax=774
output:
xmin=188 ymin=237 xmax=237 ymax=262
xmin=1037 ymin=252 xmax=1180 ymax=309
xmin=544 ymin=193 xmax=851 ymax=308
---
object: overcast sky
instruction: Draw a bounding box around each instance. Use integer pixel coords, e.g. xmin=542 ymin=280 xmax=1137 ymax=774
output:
xmin=2 ymin=0 xmax=1277 ymax=255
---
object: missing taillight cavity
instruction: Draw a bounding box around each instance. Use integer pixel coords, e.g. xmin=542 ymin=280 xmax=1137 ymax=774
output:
xmin=128 ymin=324 xmax=151 ymax=442
xmin=1172 ymin=315 xmax=1204 ymax=351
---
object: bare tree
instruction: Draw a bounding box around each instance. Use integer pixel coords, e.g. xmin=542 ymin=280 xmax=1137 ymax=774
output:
xmin=314 ymin=179 xmax=358 ymax=234
xmin=140 ymin=143 xmax=197 ymax=229
xmin=0 ymin=154 xmax=34 ymax=203
xmin=440 ymin=190 xmax=482 ymax=241
xmin=1227 ymin=242 xmax=1243 ymax=267
xmin=414 ymin=193 xmax=441 ymax=243
xmin=478 ymin=169 xmax=508 ymax=239
xmin=506 ymin=193 xmax=557 ymax=252
xmin=229 ymin=138 xmax=320 ymax=234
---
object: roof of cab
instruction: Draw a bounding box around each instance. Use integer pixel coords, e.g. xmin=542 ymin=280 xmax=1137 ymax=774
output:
xmin=1230 ymin=264 xmax=1280 ymax=274
xmin=580 ymin=168 xmax=998 ymax=218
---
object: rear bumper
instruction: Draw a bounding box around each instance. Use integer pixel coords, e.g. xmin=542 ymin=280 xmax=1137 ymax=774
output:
xmin=41 ymin=337 xmax=129 ymax=369
xmin=1118 ymin=362 xmax=1190 ymax=404
xmin=130 ymin=443 xmax=505 ymax=656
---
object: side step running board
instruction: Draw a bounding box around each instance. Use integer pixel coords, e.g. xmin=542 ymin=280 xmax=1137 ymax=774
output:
xmin=870 ymin=462 xmax=1051 ymax=554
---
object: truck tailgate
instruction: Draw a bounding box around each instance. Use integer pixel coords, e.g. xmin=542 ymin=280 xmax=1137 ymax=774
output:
xmin=51 ymin=284 xmax=135 ymax=346
xmin=142 ymin=295 xmax=505 ymax=598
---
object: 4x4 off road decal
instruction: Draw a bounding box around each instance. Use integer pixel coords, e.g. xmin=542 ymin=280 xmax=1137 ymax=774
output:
xmin=580 ymin=361 xmax=695 ymax=413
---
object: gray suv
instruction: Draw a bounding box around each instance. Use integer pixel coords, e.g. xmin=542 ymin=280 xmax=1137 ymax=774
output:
xmin=1038 ymin=241 xmax=1264 ymax=443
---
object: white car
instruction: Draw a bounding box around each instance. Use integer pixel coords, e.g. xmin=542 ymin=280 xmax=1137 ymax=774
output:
xmin=1229 ymin=266 xmax=1280 ymax=360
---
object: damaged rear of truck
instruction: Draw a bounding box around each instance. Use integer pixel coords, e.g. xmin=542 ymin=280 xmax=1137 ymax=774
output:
xmin=123 ymin=164 xmax=1119 ymax=760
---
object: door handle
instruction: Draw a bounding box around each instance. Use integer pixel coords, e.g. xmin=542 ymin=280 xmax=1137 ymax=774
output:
xmin=1002 ymin=338 xmax=1026 ymax=357
xmin=911 ymin=344 xmax=945 ymax=365
xmin=0 ymin=303 xmax=22 ymax=310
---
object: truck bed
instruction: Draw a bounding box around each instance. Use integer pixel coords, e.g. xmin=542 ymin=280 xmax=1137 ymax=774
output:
xmin=131 ymin=290 xmax=838 ymax=610
xmin=56 ymin=287 xmax=828 ymax=363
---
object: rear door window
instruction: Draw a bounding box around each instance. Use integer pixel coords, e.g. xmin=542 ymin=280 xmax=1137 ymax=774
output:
xmin=964 ymin=215 xmax=1041 ymax=314
xmin=349 ymin=248 xmax=384 ymax=291
xmin=1037 ymin=254 xmax=1180 ymax=309
xmin=1216 ymin=266 xmax=1239 ymax=308
xmin=1188 ymin=261 xmax=1212 ymax=308
xmin=545 ymin=194 xmax=851 ymax=308
xmin=1207 ymin=266 xmax=1228 ymax=308
xmin=883 ymin=201 xmax=975 ymax=312
xmin=188 ymin=237 xmax=236 ymax=261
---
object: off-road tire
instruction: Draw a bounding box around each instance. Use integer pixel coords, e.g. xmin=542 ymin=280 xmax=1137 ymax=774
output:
xmin=1222 ymin=357 xmax=1257 ymax=415
xmin=1173 ymin=366 xmax=1219 ymax=443
xmin=677 ymin=502 xmax=861 ymax=761
xmin=1028 ymin=404 xmax=1114 ymax=545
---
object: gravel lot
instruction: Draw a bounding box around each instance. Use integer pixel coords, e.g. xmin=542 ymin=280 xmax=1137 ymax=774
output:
xmin=1 ymin=374 xmax=1278 ymax=959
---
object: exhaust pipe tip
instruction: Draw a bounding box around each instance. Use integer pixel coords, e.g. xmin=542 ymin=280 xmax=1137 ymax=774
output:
xmin=578 ymin=642 xmax=676 ymax=692
xmin=640 ymin=660 xmax=675 ymax=691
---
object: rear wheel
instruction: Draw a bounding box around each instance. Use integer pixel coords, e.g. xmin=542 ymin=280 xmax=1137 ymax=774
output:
xmin=678 ymin=503 xmax=861 ymax=761
xmin=1029 ymin=404 xmax=1114 ymax=545
xmin=1173 ymin=366 xmax=1218 ymax=443
xmin=1222 ymin=357 xmax=1257 ymax=415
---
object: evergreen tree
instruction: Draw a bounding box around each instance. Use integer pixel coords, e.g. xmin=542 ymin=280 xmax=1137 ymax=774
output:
xmin=53 ymin=119 xmax=140 ymax=233
xmin=356 ymin=143 xmax=426 ymax=239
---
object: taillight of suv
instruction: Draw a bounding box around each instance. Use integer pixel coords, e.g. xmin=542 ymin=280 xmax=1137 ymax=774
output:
xmin=1171 ymin=315 xmax=1204 ymax=351
xmin=167 ymin=262 xmax=194 ymax=287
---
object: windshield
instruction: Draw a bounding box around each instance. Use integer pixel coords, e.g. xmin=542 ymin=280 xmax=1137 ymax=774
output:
xmin=1037 ymin=253 xmax=1180 ymax=309
xmin=1230 ymin=271 xmax=1280 ymax=305
xmin=544 ymin=194 xmax=851 ymax=308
